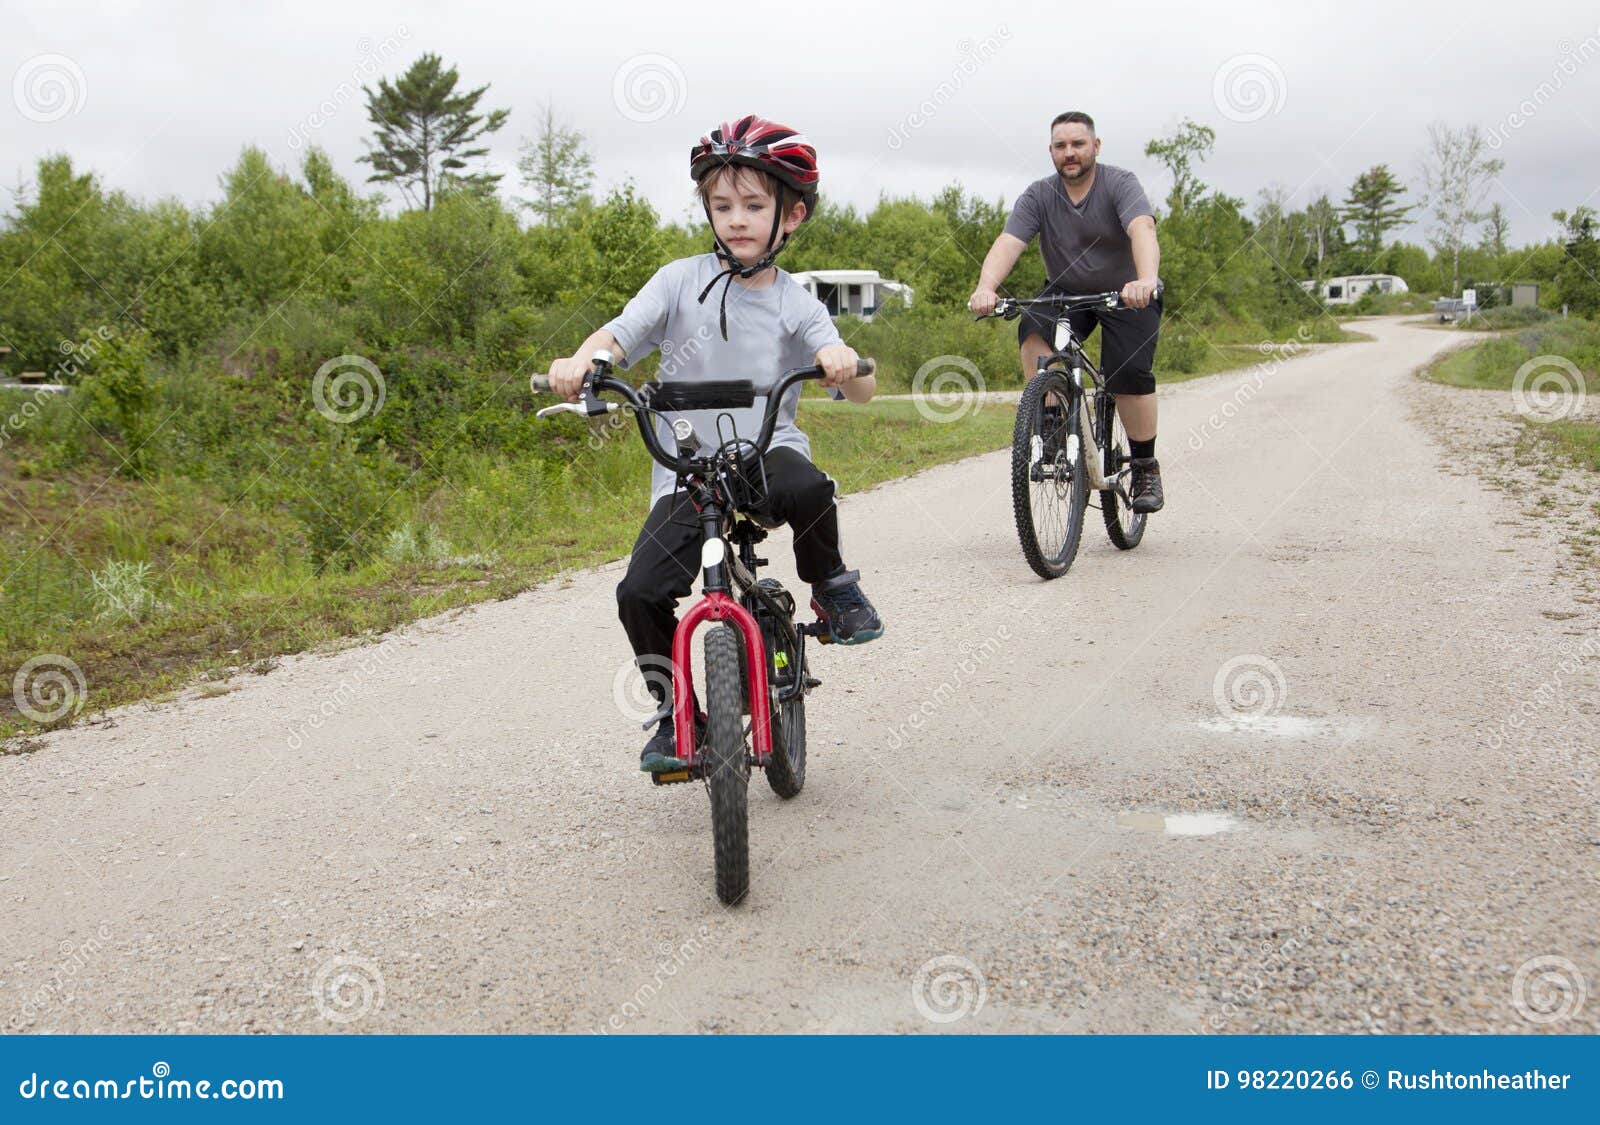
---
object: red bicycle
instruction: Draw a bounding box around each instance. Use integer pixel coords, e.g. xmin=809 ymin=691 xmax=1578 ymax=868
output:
xmin=531 ymin=352 xmax=874 ymax=904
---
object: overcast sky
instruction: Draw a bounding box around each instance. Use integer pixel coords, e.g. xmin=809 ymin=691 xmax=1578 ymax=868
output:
xmin=4 ymin=0 xmax=1599 ymax=248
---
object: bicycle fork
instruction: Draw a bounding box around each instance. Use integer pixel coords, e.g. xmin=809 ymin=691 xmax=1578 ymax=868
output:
xmin=1030 ymin=369 xmax=1108 ymax=490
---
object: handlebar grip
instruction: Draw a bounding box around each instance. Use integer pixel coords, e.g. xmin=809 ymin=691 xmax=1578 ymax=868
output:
xmin=855 ymin=357 xmax=875 ymax=378
xmin=529 ymin=374 xmax=552 ymax=394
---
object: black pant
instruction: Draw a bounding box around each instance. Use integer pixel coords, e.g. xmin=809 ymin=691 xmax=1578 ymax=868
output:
xmin=616 ymin=447 xmax=842 ymax=697
xmin=1018 ymin=290 xmax=1162 ymax=395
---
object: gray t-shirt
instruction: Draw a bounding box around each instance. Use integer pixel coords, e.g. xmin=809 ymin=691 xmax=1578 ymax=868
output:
xmin=1002 ymin=164 xmax=1154 ymax=292
xmin=603 ymin=254 xmax=844 ymax=508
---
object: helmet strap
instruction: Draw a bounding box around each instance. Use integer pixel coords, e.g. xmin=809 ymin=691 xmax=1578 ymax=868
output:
xmin=695 ymin=193 xmax=791 ymax=340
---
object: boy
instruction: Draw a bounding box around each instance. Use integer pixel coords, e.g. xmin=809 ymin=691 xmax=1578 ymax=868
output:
xmin=546 ymin=115 xmax=884 ymax=772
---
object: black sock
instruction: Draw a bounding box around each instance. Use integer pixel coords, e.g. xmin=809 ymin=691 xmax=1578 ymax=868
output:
xmin=1130 ymin=438 xmax=1156 ymax=460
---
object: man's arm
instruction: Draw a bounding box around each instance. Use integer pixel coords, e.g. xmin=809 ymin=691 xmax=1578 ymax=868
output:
xmin=969 ymin=233 xmax=1029 ymax=314
xmin=1121 ymin=216 xmax=1161 ymax=309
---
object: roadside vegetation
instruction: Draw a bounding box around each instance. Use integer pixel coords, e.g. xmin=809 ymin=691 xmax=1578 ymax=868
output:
xmin=2 ymin=53 xmax=1586 ymax=735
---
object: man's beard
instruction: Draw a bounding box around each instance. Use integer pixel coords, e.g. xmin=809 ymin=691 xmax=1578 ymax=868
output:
xmin=1059 ymin=156 xmax=1094 ymax=183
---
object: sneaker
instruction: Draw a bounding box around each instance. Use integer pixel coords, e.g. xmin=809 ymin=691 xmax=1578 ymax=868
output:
xmin=1130 ymin=457 xmax=1164 ymax=513
xmin=810 ymin=568 xmax=884 ymax=645
xmin=639 ymin=712 xmax=708 ymax=772
xmin=639 ymin=721 xmax=686 ymax=773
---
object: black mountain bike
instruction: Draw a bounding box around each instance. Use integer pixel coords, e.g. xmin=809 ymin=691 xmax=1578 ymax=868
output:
xmin=531 ymin=352 xmax=873 ymax=904
xmin=979 ymin=292 xmax=1148 ymax=579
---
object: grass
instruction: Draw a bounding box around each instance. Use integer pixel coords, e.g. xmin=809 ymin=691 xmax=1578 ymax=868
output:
xmin=2 ymin=312 xmax=1370 ymax=741
xmin=0 ymin=399 xmax=1014 ymax=739
xmin=1424 ymin=316 xmax=1600 ymax=490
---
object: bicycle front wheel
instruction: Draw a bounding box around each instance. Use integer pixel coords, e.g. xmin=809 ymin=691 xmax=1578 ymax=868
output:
xmin=1011 ymin=372 xmax=1087 ymax=579
xmin=704 ymin=623 xmax=750 ymax=905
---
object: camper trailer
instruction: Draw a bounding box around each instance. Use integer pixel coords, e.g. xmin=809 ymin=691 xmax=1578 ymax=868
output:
xmin=1300 ymin=274 xmax=1410 ymax=306
xmin=788 ymin=270 xmax=912 ymax=320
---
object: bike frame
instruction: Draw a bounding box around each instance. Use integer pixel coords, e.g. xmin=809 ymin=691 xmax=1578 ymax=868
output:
xmin=995 ymin=292 xmax=1136 ymax=500
xmin=533 ymin=353 xmax=867 ymax=775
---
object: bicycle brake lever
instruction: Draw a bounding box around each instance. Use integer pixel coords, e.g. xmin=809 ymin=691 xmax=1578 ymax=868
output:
xmin=535 ymin=400 xmax=619 ymax=419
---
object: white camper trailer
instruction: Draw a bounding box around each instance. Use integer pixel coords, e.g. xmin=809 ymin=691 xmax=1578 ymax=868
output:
xmin=788 ymin=270 xmax=912 ymax=320
xmin=1300 ymin=274 xmax=1410 ymax=306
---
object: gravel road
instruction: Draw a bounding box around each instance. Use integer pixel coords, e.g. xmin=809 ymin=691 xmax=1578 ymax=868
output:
xmin=3 ymin=316 xmax=1595 ymax=1034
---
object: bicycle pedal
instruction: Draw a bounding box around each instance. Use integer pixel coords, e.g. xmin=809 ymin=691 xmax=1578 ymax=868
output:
xmin=651 ymin=769 xmax=694 ymax=786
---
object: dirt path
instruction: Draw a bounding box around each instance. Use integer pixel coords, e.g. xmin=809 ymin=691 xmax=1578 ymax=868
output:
xmin=4 ymin=317 xmax=1596 ymax=1034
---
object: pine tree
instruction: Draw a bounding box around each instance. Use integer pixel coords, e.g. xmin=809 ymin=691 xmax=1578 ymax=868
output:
xmin=358 ymin=53 xmax=509 ymax=211
xmin=1340 ymin=165 xmax=1414 ymax=259
xmin=516 ymin=104 xmax=595 ymax=224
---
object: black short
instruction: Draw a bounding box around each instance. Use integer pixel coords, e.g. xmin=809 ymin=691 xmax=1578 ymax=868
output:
xmin=1017 ymin=289 xmax=1162 ymax=395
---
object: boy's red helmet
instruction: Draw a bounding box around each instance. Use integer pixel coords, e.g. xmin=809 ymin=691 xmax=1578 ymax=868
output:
xmin=690 ymin=114 xmax=819 ymax=214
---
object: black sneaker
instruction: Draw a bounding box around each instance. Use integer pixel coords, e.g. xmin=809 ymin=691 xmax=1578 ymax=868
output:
xmin=639 ymin=721 xmax=685 ymax=773
xmin=1130 ymin=457 xmax=1164 ymax=513
xmin=810 ymin=568 xmax=884 ymax=645
xmin=639 ymin=713 xmax=708 ymax=772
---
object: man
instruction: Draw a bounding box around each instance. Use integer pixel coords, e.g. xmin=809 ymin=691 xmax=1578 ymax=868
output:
xmin=969 ymin=111 xmax=1165 ymax=513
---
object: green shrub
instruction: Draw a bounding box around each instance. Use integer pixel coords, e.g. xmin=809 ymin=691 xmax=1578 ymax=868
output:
xmin=285 ymin=433 xmax=405 ymax=570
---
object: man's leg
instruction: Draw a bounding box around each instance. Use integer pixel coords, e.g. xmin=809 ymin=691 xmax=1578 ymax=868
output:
xmin=1020 ymin=333 xmax=1052 ymax=380
xmin=1115 ymin=392 xmax=1158 ymax=443
xmin=1096 ymin=297 xmax=1164 ymax=512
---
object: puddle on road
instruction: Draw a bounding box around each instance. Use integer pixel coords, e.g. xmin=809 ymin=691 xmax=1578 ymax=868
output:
xmin=1116 ymin=811 xmax=1243 ymax=837
xmin=1196 ymin=714 xmax=1368 ymax=740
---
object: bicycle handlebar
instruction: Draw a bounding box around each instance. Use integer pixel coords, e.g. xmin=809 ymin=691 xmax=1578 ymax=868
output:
xmin=530 ymin=353 xmax=875 ymax=477
xmin=974 ymin=286 xmax=1163 ymax=321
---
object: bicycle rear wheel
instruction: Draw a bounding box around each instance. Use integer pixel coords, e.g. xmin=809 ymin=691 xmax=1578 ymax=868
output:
xmin=703 ymin=624 xmax=750 ymax=904
xmin=1098 ymin=393 xmax=1147 ymax=550
xmin=764 ymin=686 xmax=806 ymax=799
xmin=1011 ymin=372 xmax=1087 ymax=579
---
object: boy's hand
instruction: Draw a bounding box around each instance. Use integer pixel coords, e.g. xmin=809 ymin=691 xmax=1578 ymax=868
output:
xmin=548 ymin=354 xmax=595 ymax=402
xmin=816 ymin=344 xmax=860 ymax=389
